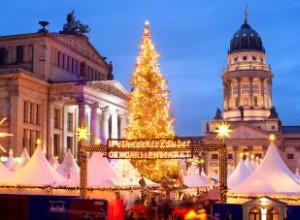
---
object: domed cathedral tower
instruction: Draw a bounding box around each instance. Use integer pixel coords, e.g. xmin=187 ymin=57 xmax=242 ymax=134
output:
xmin=204 ymin=11 xmax=283 ymax=177
xmin=207 ymin=10 xmax=281 ymax=134
xmin=223 ymin=11 xmax=273 ymax=121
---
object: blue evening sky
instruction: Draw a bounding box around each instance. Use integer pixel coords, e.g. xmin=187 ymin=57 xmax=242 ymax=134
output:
xmin=1 ymin=1 xmax=300 ymax=136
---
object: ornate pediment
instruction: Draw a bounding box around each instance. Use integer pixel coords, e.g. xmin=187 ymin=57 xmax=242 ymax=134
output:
xmin=230 ymin=124 xmax=268 ymax=139
xmin=89 ymin=81 xmax=128 ymax=100
xmin=50 ymin=34 xmax=105 ymax=66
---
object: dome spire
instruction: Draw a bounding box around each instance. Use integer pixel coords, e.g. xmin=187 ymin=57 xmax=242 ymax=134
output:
xmin=244 ymin=6 xmax=248 ymax=24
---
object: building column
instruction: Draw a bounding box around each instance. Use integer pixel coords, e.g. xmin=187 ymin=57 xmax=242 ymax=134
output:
xmin=227 ymin=79 xmax=232 ymax=110
xmin=237 ymin=78 xmax=242 ymax=107
xmin=62 ymin=104 xmax=67 ymax=154
xmin=111 ymin=110 xmax=119 ymax=139
xmin=101 ymin=106 xmax=110 ymax=142
xmin=90 ymin=102 xmax=99 ymax=145
xmin=47 ymin=101 xmax=54 ymax=158
xmin=249 ymin=77 xmax=254 ymax=107
xmin=78 ymin=100 xmax=86 ymax=128
xmin=223 ymin=81 xmax=227 ymax=110
xmin=260 ymin=78 xmax=265 ymax=108
xmin=9 ymin=95 xmax=22 ymax=156
xmin=268 ymin=79 xmax=273 ymax=107
xmin=77 ymin=100 xmax=86 ymax=162
xmin=119 ymin=113 xmax=127 ymax=138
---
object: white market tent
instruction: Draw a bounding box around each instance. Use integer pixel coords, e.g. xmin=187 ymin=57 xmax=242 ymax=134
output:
xmin=244 ymin=157 xmax=256 ymax=172
xmin=59 ymin=152 xmax=133 ymax=187
xmin=231 ymin=142 xmax=300 ymax=194
xmin=20 ymin=148 xmax=31 ymax=167
xmin=228 ymin=159 xmax=253 ymax=188
xmin=295 ymin=168 xmax=300 ymax=180
xmin=57 ymin=149 xmax=80 ymax=179
xmin=111 ymin=159 xmax=157 ymax=186
xmin=1 ymin=146 xmax=64 ymax=185
xmin=4 ymin=150 xmax=18 ymax=172
xmin=183 ymin=165 xmax=210 ymax=187
xmin=0 ymin=162 xmax=13 ymax=180
xmin=49 ymin=154 xmax=60 ymax=170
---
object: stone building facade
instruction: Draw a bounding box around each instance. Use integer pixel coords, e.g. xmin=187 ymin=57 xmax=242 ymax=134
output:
xmin=204 ymin=14 xmax=300 ymax=175
xmin=0 ymin=17 xmax=128 ymax=161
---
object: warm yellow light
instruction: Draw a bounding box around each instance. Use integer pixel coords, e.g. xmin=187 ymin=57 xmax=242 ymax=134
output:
xmin=0 ymin=156 xmax=8 ymax=162
xmin=200 ymin=158 xmax=204 ymax=164
xmin=269 ymin=134 xmax=276 ymax=142
xmin=214 ymin=121 xmax=232 ymax=140
xmin=0 ymin=117 xmax=13 ymax=153
xmin=36 ymin=139 xmax=41 ymax=145
xmin=239 ymin=152 xmax=244 ymax=158
xmin=185 ymin=210 xmax=198 ymax=219
xmin=77 ymin=127 xmax=89 ymax=141
xmin=95 ymin=138 xmax=101 ymax=145
xmin=15 ymin=157 xmax=23 ymax=163
xmin=250 ymin=154 xmax=254 ymax=159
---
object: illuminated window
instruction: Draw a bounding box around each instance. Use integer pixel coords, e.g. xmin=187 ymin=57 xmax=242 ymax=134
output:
xmin=243 ymin=98 xmax=249 ymax=107
xmin=54 ymin=109 xmax=61 ymax=129
xmin=235 ymin=97 xmax=239 ymax=107
xmin=67 ymin=113 xmax=74 ymax=132
xmin=254 ymin=96 xmax=258 ymax=107
xmin=67 ymin=136 xmax=73 ymax=152
xmin=53 ymin=134 xmax=60 ymax=156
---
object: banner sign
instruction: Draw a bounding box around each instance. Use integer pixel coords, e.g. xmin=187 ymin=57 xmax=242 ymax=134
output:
xmin=106 ymin=138 xmax=193 ymax=159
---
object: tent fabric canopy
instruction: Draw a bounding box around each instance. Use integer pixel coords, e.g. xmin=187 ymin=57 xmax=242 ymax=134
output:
xmin=231 ymin=142 xmax=300 ymax=194
xmin=59 ymin=152 xmax=133 ymax=187
xmin=2 ymin=146 xmax=64 ymax=185
xmin=0 ymin=162 xmax=12 ymax=181
xmin=57 ymin=149 xmax=80 ymax=179
xmin=228 ymin=159 xmax=252 ymax=188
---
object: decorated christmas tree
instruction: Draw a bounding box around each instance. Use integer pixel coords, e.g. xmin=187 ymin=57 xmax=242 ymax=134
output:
xmin=126 ymin=21 xmax=179 ymax=182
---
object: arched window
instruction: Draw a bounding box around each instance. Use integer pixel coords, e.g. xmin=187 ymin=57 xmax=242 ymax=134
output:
xmin=254 ymin=96 xmax=258 ymax=107
xmin=249 ymin=207 xmax=260 ymax=220
xmin=243 ymin=98 xmax=249 ymax=107
xmin=235 ymin=97 xmax=239 ymax=108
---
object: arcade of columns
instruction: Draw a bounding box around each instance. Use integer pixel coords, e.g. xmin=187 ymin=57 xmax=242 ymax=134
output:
xmin=48 ymin=98 xmax=127 ymax=159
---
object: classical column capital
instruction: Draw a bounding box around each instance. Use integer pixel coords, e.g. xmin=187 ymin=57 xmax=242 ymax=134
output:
xmin=90 ymin=102 xmax=99 ymax=109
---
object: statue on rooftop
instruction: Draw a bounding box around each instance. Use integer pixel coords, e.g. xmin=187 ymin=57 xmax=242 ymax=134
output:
xmin=61 ymin=10 xmax=90 ymax=35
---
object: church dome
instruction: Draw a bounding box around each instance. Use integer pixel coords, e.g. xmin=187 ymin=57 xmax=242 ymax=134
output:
xmin=229 ymin=19 xmax=265 ymax=54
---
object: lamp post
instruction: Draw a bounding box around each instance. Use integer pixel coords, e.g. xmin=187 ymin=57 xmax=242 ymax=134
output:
xmin=214 ymin=121 xmax=232 ymax=204
xmin=77 ymin=126 xmax=89 ymax=199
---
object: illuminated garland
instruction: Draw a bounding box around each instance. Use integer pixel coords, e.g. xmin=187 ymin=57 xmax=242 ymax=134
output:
xmin=0 ymin=184 xmax=211 ymax=192
xmin=227 ymin=193 xmax=300 ymax=204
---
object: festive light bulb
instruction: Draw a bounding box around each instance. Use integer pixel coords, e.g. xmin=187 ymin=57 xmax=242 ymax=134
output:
xmin=95 ymin=138 xmax=101 ymax=145
xmin=36 ymin=139 xmax=41 ymax=145
xmin=77 ymin=126 xmax=90 ymax=141
xmin=214 ymin=121 xmax=232 ymax=140
xmin=269 ymin=133 xmax=276 ymax=142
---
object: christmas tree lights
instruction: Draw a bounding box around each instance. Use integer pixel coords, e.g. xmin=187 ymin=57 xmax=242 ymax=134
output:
xmin=126 ymin=21 xmax=178 ymax=182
